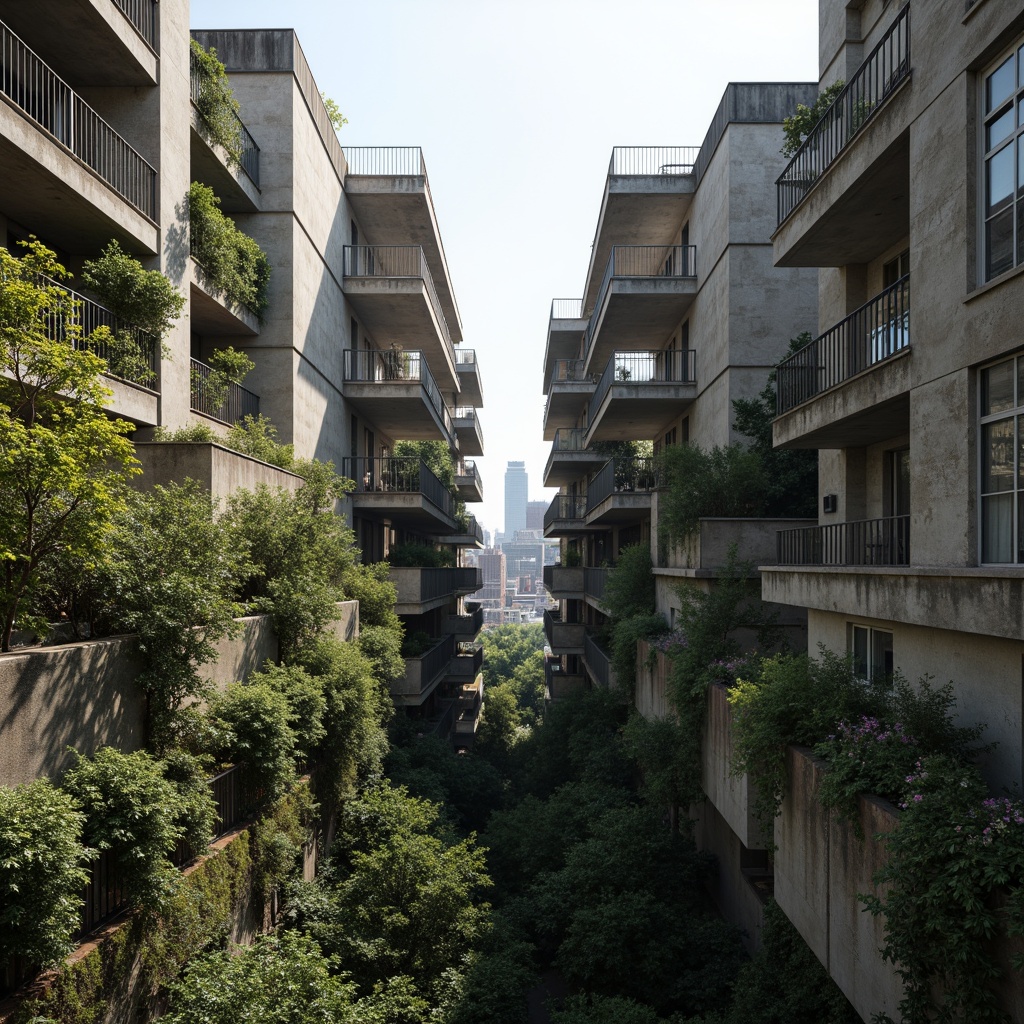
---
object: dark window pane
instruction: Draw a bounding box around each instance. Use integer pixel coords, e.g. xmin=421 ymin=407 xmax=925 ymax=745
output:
xmin=987 ymin=207 xmax=1014 ymax=279
xmin=983 ymin=418 xmax=1015 ymax=493
xmin=987 ymin=145 xmax=1015 ymax=216
xmin=988 ymin=55 xmax=1015 ymax=113
xmin=851 ymin=626 xmax=868 ymax=679
xmin=988 ymin=105 xmax=1015 ymax=150
xmin=983 ymin=493 xmax=1014 ymax=562
xmin=983 ymin=360 xmax=1014 ymax=415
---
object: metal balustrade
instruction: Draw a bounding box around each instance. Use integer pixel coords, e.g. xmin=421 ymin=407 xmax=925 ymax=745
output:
xmin=544 ymin=493 xmax=588 ymax=529
xmin=550 ymin=298 xmax=584 ymax=320
xmin=609 ymin=146 xmax=700 ymax=175
xmin=584 ymin=245 xmax=697 ymax=360
xmin=343 ymin=456 xmax=453 ymax=517
xmin=342 ymin=348 xmax=453 ymax=436
xmin=408 ymin=635 xmax=455 ymax=690
xmin=551 ymin=427 xmax=590 ymax=452
xmin=456 ymin=457 xmax=482 ymax=484
xmin=0 ymin=20 xmax=157 ymax=218
xmin=586 ymin=458 xmax=659 ymax=512
xmin=343 ymin=146 xmax=425 ymax=176
xmin=775 ymin=275 xmax=909 ymax=414
xmin=584 ymin=566 xmax=610 ymax=604
xmin=190 ymin=358 xmax=260 ymax=424
xmin=776 ymin=5 xmax=910 ymax=224
xmin=455 ymin=347 xmax=476 ymax=365
xmin=189 ymin=46 xmax=260 ymax=186
xmin=550 ymin=358 xmax=588 ymax=385
xmin=776 ymin=515 xmax=910 ymax=566
xmin=589 ymin=349 xmax=696 ymax=422
xmin=112 ymin=0 xmax=157 ymax=45
xmin=583 ymin=632 xmax=612 ymax=689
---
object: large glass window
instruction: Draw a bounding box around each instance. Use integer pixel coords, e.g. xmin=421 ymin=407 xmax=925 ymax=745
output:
xmin=850 ymin=625 xmax=894 ymax=684
xmin=979 ymin=356 xmax=1024 ymax=562
xmin=982 ymin=44 xmax=1024 ymax=280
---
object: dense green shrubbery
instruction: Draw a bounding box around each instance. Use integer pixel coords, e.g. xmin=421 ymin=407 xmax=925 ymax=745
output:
xmin=189 ymin=41 xmax=245 ymax=163
xmin=388 ymin=541 xmax=455 ymax=567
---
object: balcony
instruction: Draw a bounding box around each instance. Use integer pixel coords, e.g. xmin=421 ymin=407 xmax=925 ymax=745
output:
xmin=657 ymin=517 xmax=816 ymax=576
xmin=583 ymin=633 xmax=616 ymax=690
xmin=583 ymin=567 xmax=610 ymax=610
xmin=445 ymin=605 xmax=484 ymax=641
xmin=586 ymin=349 xmax=696 ymax=443
xmin=543 ymin=298 xmax=587 ymax=388
xmin=583 ymin=245 xmax=697 ymax=375
xmin=393 ymin=635 xmax=454 ymax=705
xmin=455 ymin=458 xmax=483 ymax=503
xmin=449 ymin=642 xmax=483 ymax=682
xmin=342 ymin=245 xmax=458 ymax=390
xmin=454 ymin=406 xmax=484 ymax=457
xmin=189 ymin=258 xmax=261 ymax=338
xmin=774 ymin=6 xmax=911 ymax=266
xmin=454 ymin=677 xmax=484 ymax=744
xmin=585 ymin=458 xmax=658 ymax=525
xmin=774 ymin=277 xmax=910 ymax=448
xmin=776 ymin=515 xmax=910 ymax=567
xmin=543 ymin=427 xmax=608 ymax=487
xmin=585 ymin=148 xmax=699 ymax=317
xmin=543 ymin=358 xmax=595 ymax=440
xmin=445 ymin=515 xmax=484 ymax=548
xmin=389 ymin=566 xmax=482 ymax=615
xmin=344 ymin=456 xmax=458 ymax=533
xmin=0 ymin=20 xmax=158 ymax=254
xmin=342 ymin=147 xmax=462 ymax=343
xmin=190 ymin=358 xmax=260 ymax=426
xmin=342 ymin=349 xmax=454 ymax=444
xmin=543 ymin=493 xmax=594 ymax=537
xmin=543 ymin=609 xmax=585 ymax=654
xmin=455 ymin=347 xmax=484 ymax=407
xmin=543 ymin=564 xmax=584 ymax=598
xmin=189 ymin=44 xmax=261 ymax=212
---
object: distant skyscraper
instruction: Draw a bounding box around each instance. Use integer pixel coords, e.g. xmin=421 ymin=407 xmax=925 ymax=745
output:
xmin=526 ymin=500 xmax=547 ymax=531
xmin=504 ymin=461 xmax=528 ymax=538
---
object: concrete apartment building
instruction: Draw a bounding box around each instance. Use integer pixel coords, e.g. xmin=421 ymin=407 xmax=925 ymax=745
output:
xmin=0 ymin=1 xmax=485 ymax=759
xmin=540 ymin=83 xmax=818 ymax=702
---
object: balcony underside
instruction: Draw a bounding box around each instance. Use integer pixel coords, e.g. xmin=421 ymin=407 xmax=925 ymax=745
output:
xmin=585 ymin=493 xmax=653 ymax=526
xmin=106 ymin=375 xmax=159 ymax=427
xmin=190 ymin=261 xmax=260 ymax=336
xmin=455 ymin=418 xmax=483 ymax=457
xmin=190 ymin=114 xmax=260 ymax=214
xmin=0 ymin=102 xmax=158 ymax=254
xmin=341 ymin=384 xmax=450 ymax=442
xmin=342 ymin=180 xmax=462 ymax=342
xmin=544 ymin=566 xmax=584 ymax=598
xmin=350 ymin=493 xmax=457 ymax=534
xmin=543 ymin=519 xmax=602 ymax=538
xmin=342 ymin=278 xmax=457 ymax=390
xmin=543 ymin=321 xmax=587 ymax=388
xmin=774 ymin=112 xmax=911 ymax=268
xmin=587 ymin=383 xmax=697 ymax=442
xmin=544 ymin=449 xmax=608 ymax=488
xmin=774 ymin=360 xmax=910 ymax=449
xmin=543 ymin=383 xmax=594 ymax=440
xmin=585 ymin=185 xmax=695 ymax=310
xmin=4 ymin=0 xmax=157 ymax=87
xmin=585 ymin=281 xmax=697 ymax=374
xmin=762 ymin=565 xmax=1024 ymax=644
xmin=456 ymin=361 xmax=484 ymax=406
xmin=455 ymin=475 xmax=483 ymax=503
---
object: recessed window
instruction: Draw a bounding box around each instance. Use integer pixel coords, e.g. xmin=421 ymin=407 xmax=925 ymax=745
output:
xmin=850 ymin=624 xmax=894 ymax=684
xmin=979 ymin=355 xmax=1024 ymax=562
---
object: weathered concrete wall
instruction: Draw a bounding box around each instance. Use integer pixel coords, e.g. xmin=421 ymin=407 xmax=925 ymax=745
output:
xmin=634 ymin=640 xmax=670 ymax=721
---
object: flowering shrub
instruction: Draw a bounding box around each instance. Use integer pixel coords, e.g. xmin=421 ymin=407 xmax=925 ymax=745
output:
xmin=649 ymin=628 xmax=687 ymax=654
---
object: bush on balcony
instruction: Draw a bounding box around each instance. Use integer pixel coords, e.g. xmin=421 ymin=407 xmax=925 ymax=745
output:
xmin=192 ymin=345 xmax=255 ymax=414
xmin=155 ymin=414 xmax=296 ymax=470
xmin=189 ymin=41 xmax=245 ymax=164
xmin=781 ymin=81 xmax=845 ymax=157
xmin=389 ymin=542 xmax=455 ymax=568
xmin=188 ymin=182 xmax=271 ymax=317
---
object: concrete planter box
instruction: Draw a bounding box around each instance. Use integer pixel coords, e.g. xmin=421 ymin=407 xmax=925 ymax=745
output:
xmin=655 ymin=515 xmax=816 ymax=574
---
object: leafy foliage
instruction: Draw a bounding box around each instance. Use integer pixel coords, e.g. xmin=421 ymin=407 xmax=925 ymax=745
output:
xmin=321 ymin=93 xmax=349 ymax=133
xmin=388 ymin=541 xmax=455 ymax=567
xmin=225 ymin=414 xmax=294 ymax=468
xmin=481 ymin=623 xmax=545 ymax=688
xmin=194 ymin=345 xmax=255 ymax=413
xmin=0 ymin=780 xmax=91 ymax=966
xmin=189 ymin=41 xmax=246 ymax=164
xmin=781 ymin=81 xmax=845 ymax=156
xmin=603 ymin=543 xmax=655 ymax=621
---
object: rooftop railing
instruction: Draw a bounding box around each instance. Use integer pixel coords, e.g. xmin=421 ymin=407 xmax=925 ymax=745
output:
xmin=343 ymin=456 xmax=453 ymax=518
xmin=112 ymin=0 xmax=157 ymax=46
xmin=189 ymin=47 xmax=260 ymax=187
xmin=342 ymin=348 xmax=453 ymax=437
xmin=584 ymin=245 xmax=696 ymax=360
xmin=609 ymin=146 xmax=700 ymax=176
xmin=776 ymin=4 xmax=910 ymax=225
xmin=544 ymin=494 xmax=588 ymax=530
xmin=551 ymin=298 xmax=584 ymax=320
xmin=343 ymin=146 xmax=425 ymax=176
xmin=589 ymin=349 xmax=696 ymax=422
xmin=776 ymin=515 xmax=910 ymax=566
xmin=0 ymin=20 xmax=156 ymax=218
xmin=587 ymin=458 xmax=659 ymax=512
xmin=190 ymin=357 xmax=260 ymax=424
xmin=775 ymin=275 xmax=909 ymax=415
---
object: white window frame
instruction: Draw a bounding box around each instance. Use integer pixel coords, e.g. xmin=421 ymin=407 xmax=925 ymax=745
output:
xmin=848 ymin=623 xmax=894 ymax=685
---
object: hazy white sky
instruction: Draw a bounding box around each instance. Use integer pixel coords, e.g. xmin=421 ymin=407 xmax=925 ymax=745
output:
xmin=190 ymin=0 xmax=820 ymax=536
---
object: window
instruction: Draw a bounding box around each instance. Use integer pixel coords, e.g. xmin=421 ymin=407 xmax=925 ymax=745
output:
xmin=981 ymin=43 xmax=1024 ymax=281
xmin=850 ymin=624 xmax=894 ymax=684
xmin=979 ymin=355 xmax=1024 ymax=562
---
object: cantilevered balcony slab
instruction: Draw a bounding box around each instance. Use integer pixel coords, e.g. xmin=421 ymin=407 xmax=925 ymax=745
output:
xmin=583 ymin=148 xmax=698 ymax=312
xmin=189 ymin=259 xmax=261 ymax=337
xmin=342 ymin=350 xmax=454 ymax=444
xmin=454 ymin=407 xmax=484 ymax=457
xmin=390 ymin=567 xmax=482 ymax=616
xmin=190 ymin=111 xmax=261 ymax=214
xmin=543 ymin=428 xmax=608 ymax=488
xmin=455 ymin=459 xmax=483 ymax=503
xmin=543 ymin=609 xmax=585 ymax=655
xmin=2 ymin=2 xmax=157 ymax=87
xmin=443 ymin=515 xmax=484 ymax=548
xmin=445 ymin=606 xmax=484 ymax=641
xmin=542 ymin=359 xmax=595 ymax=440
xmin=343 ymin=456 xmax=458 ymax=534
xmin=392 ymin=635 xmax=454 ymax=705
xmin=342 ymin=245 xmax=458 ymax=391
xmin=584 ymin=458 xmax=657 ymax=526
xmin=542 ymin=565 xmax=584 ymax=599
xmin=586 ymin=350 xmax=696 ymax=443
xmin=543 ymin=299 xmax=587 ymax=388
xmin=455 ymin=348 xmax=484 ymax=407
xmin=342 ymin=148 xmax=463 ymax=343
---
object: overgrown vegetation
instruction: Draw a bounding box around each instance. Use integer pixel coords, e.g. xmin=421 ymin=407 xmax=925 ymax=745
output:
xmin=189 ymin=41 xmax=245 ymax=164
xmin=781 ymin=81 xmax=845 ymax=157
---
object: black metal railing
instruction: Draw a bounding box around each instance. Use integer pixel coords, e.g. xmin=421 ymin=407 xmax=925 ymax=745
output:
xmin=454 ymin=407 xmax=483 ymax=447
xmin=189 ymin=46 xmax=260 ymax=186
xmin=609 ymin=146 xmax=700 ymax=176
xmin=343 ymin=348 xmax=453 ymax=436
xmin=112 ymin=0 xmax=157 ymax=46
xmin=777 ymin=515 xmax=910 ymax=566
xmin=777 ymin=5 xmax=911 ymax=224
xmin=0 ymin=20 xmax=157 ymax=218
xmin=551 ymin=298 xmax=584 ymax=320
xmin=544 ymin=494 xmax=588 ymax=529
xmin=585 ymin=245 xmax=697 ymax=360
xmin=189 ymin=358 xmax=260 ymax=424
xmin=459 ymin=515 xmax=484 ymax=544
xmin=587 ymin=458 xmax=659 ymax=512
xmin=343 ymin=146 xmax=425 ymax=176
xmin=343 ymin=456 xmax=453 ymax=517
xmin=406 ymin=635 xmax=455 ymax=693
xmin=451 ymin=642 xmax=483 ymax=679
xmin=454 ymin=566 xmax=483 ymax=594
xmin=455 ymin=457 xmax=482 ymax=489
xmin=584 ymin=566 xmax=610 ymax=605
xmin=776 ymin=275 xmax=909 ymax=414
xmin=38 ymin=273 xmax=159 ymax=388
xmin=455 ymin=347 xmax=476 ymax=366
xmin=550 ymin=358 xmax=589 ymax=385
xmin=583 ymin=632 xmax=612 ymax=689
xmin=589 ymin=349 xmax=696 ymax=423
xmin=390 ymin=567 xmax=471 ymax=604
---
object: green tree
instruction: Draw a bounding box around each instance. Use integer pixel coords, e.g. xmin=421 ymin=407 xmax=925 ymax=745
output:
xmin=0 ymin=241 xmax=139 ymax=650
xmin=321 ymin=93 xmax=349 ymax=133
xmin=781 ymin=81 xmax=845 ymax=156
xmin=481 ymin=623 xmax=546 ymax=688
